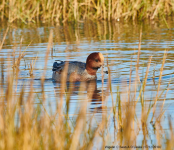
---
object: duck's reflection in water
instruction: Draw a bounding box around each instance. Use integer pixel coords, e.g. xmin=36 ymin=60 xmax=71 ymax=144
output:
xmin=52 ymin=79 xmax=104 ymax=114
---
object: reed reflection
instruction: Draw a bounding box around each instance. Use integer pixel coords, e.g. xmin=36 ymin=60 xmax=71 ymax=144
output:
xmin=53 ymin=79 xmax=103 ymax=113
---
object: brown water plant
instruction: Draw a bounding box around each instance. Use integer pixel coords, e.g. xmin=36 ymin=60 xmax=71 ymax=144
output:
xmin=0 ymin=0 xmax=174 ymax=23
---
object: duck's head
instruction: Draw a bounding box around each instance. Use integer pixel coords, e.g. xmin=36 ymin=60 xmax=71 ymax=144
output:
xmin=86 ymin=52 xmax=104 ymax=75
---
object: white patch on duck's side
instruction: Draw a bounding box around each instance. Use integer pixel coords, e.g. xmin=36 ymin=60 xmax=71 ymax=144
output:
xmin=81 ymin=70 xmax=97 ymax=81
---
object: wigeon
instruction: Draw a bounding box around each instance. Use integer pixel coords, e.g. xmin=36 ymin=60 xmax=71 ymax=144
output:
xmin=52 ymin=52 xmax=106 ymax=82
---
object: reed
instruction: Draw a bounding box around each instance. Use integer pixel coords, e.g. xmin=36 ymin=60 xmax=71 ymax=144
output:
xmin=0 ymin=0 xmax=174 ymax=23
xmin=0 ymin=29 xmax=174 ymax=149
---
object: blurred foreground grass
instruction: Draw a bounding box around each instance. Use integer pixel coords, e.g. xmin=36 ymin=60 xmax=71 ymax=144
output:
xmin=0 ymin=29 xmax=174 ymax=150
xmin=0 ymin=0 xmax=174 ymax=23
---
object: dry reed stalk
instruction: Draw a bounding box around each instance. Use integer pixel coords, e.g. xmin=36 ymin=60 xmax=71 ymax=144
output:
xmin=128 ymin=58 xmax=132 ymax=103
xmin=135 ymin=56 xmax=152 ymax=104
xmin=163 ymin=15 xmax=170 ymax=29
xmin=69 ymin=88 xmax=87 ymax=150
xmin=74 ymin=0 xmax=78 ymax=20
xmin=117 ymin=86 xmax=122 ymax=130
xmin=108 ymin=0 xmax=111 ymax=21
xmin=165 ymin=116 xmax=174 ymax=149
xmin=28 ymin=54 xmax=38 ymax=77
xmin=151 ymin=0 xmax=163 ymax=19
xmin=41 ymin=29 xmax=53 ymax=81
xmin=63 ymin=0 xmax=67 ymax=22
xmin=4 ymin=53 xmax=15 ymax=149
xmin=151 ymin=51 xmax=167 ymax=122
xmin=107 ymin=57 xmax=114 ymax=111
xmin=134 ymin=28 xmax=141 ymax=104
xmin=122 ymin=103 xmax=136 ymax=145
xmin=154 ymin=77 xmax=171 ymax=124
xmin=141 ymin=57 xmax=153 ymax=127
xmin=136 ymin=27 xmax=142 ymax=84
xmin=0 ymin=27 xmax=9 ymax=51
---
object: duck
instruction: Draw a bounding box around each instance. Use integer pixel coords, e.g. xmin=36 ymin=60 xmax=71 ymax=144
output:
xmin=52 ymin=52 xmax=107 ymax=82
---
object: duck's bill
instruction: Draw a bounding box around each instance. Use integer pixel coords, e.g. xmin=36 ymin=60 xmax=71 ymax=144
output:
xmin=101 ymin=66 xmax=108 ymax=74
xmin=103 ymin=71 xmax=108 ymax=74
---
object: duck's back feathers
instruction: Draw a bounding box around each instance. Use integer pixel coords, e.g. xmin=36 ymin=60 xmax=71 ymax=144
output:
xmin=52 ymin=61 xmax=86 ymax=73
xmin=52 ymin=61 xmax=93 ymax=82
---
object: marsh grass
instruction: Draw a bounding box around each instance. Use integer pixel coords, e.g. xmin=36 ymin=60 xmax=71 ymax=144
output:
xmin=0 ymin=0 xmax=174 ymax=23
xmin=0 ymin=30 xmax=174 ymax=150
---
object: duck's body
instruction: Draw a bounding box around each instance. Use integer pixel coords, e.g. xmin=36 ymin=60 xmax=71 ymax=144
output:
xmin=52 ymin=52 xmax=105 ymax=82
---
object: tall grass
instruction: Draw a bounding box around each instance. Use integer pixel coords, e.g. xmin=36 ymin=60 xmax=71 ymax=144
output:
xmin=0 ymin=28 xmax=174 ymax=149
xmin=0 ymin=0 xmax=174 ymax=23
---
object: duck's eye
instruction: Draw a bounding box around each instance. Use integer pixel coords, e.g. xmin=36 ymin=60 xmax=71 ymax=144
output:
xmin=95 ymin=59 xmax=99 ymax=62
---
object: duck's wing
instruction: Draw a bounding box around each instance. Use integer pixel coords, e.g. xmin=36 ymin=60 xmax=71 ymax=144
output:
xmin=52 ymin=61 xmax=86 ymax=73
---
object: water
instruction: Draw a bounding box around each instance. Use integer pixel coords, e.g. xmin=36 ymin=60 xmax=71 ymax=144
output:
xmin=1 ymin=20 xmax=174 ymax=148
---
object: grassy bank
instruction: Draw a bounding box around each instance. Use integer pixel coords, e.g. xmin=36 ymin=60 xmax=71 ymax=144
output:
xmin=0 ymin=0 xmax=174 ymax=23
xmin=0 ymin=29 xmax=174 ymax=149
